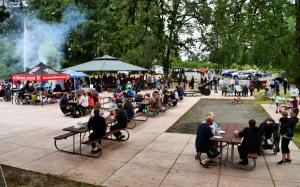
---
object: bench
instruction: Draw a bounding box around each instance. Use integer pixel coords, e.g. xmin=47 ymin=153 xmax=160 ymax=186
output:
xmin=53 ymin=132 xmax=77 ymax=140
xmin=82 ymin=129 xmax=130 ymax=142
xmin=247 ymin=153 xmax=257 ymax=170
xmin=82 ymin=139 xmax=101 ymax=145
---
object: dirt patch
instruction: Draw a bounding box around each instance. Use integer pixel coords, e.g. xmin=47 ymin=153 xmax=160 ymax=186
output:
xmin=1 ymin=165 xmax=98 ymax=187
xmin=167 ymin=99 xmax=270 ymax=134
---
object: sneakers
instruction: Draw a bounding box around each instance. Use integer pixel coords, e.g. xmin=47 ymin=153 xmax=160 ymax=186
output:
xmin=238 ymin=159 xmax=249 ymax=165
xmin=285 ymin=159 xmax=292 ymax=163
xmin=277 ymin=160 xmax=287 ymax=165
xmin=91 ymin=144 xmax=102 ymax=154
xmin=116 ymin=135 xmax=125 ymax=141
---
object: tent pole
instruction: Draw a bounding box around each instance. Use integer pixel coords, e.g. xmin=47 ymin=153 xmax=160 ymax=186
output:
xmin=74 ymin=78 xmax=76 ymax=100
xmin=100 ymin=72 xmax=102 ymax=93
xmin=42 ymin=89 xmax=43 ymax=107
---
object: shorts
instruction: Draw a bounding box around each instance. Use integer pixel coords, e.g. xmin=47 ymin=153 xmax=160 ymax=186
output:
xmin=276 ymin=103 xmax=280 ymax=107
xmin=206 ymin=149 xmax=220 ymax=159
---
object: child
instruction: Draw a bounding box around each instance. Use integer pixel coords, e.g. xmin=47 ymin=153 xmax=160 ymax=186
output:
xmin=275 ymin=95 xmax=281 ymax=113
xmin=232 ymin=97 xmax=242 ymax=105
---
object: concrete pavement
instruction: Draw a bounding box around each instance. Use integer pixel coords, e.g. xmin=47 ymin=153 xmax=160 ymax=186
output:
xmin=0 ymin=92 xmax=299 ymax=187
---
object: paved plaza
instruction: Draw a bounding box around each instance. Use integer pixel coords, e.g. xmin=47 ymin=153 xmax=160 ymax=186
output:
xmin=0 ymin=92 xmax=299 ymax=187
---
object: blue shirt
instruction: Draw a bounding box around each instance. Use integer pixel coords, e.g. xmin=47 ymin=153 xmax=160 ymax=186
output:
xmin=195 ymin=123 xmax=214 ymax=152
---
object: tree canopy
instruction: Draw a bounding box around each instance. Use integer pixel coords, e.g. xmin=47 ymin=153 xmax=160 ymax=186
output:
xmin=0 ymin=0 xmax=299 ymax=81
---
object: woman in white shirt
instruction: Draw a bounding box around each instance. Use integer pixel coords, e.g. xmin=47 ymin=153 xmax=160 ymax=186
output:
xmin=78 ymin=92 xmax=89 ymax=115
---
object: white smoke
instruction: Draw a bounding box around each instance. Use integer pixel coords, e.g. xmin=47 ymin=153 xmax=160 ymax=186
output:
xmin=15 ymin=5 xmax=86 ymax=70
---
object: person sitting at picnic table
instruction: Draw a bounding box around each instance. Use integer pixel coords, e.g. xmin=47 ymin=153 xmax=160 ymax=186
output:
xmin=135 ymin=92 xmax=143 ymax=102
xmin=196 ymin=115 xmax=221 ymax=168
xmin=110 ymin=103 xmax=128 ymax=140
xmin=87 ymin=108 xmax=107 ymax=153
xmin=87 ymin=92 xmax=95 ymax=108
xmin=235 ymin=119 xmax=260 ymax=165
xmin=91 ymin=102 xmax=105 ymax=117
xmin=91 ymin=89 xmax=99 ymax=104
xmin=31 ymin=91 xmax=39 ymax=104
xmin=60 ymin=93 xmax=71 ymax=115
xmin=123 ymin=98 xmax=134 ymax=120
xmin=125 ymin=81 xmax=133 ymax=91
xmin=127 ymin=88 xmax=136 ymax=98
xmin=78 ymin=92 xmax=89 ymax=114
xmin=278 ymin=108 xmax=299 ymax=164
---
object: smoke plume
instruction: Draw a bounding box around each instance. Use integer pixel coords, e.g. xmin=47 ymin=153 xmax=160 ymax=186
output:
xmin=14 ymin=5 xmax=86 ymax=71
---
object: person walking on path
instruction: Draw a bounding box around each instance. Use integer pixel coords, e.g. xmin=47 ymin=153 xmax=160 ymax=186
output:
xmin=278 ymin=108 xmax=299 ymax=164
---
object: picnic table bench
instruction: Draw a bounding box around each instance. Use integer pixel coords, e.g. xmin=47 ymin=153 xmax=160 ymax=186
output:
xmin=53 ymin=118 xmax=129 ymax=158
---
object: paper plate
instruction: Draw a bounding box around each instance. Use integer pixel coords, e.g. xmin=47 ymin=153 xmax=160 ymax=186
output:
xmin=214 ymin=136 xmax=223 ymax=139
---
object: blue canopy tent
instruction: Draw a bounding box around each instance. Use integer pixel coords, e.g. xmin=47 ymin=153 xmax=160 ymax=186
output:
xmin=63 ymin=70 xmax=89 ymax=79
xmin=63 ymin=70 xmax=89 ymax=92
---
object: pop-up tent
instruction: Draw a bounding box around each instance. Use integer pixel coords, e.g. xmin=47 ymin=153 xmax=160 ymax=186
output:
xmin=12 ymin=63 xmax=70 ymax=106
xmin=62 ymin=70 xmax=89 ymax=79
xmin=62 ymin=55 xmax=148 ymax=72
xmin=12 ymin=63 xmax=70 ymax=81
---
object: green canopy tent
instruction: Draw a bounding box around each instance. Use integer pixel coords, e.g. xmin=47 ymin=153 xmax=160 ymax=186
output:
xmin=62 ymin=55 xmax=148 ymax=72
xmin=62 ymin=55 xmax=148 ymax=92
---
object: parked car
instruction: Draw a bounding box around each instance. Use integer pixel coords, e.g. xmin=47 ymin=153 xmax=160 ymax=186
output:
xmin=221 ymin=69 xmax=236 ymax=77
xmin=234 ymin=70 xmax=256 ymax=80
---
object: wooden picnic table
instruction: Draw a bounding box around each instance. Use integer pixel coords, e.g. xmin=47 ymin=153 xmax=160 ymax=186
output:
xmin=217 ymin=123 xmax=245 ymax=166
xmin=56 ymin=118 xmax=117 ymax=157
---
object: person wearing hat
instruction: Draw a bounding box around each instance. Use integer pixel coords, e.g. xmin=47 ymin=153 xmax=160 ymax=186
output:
xmin=110 ymin=103 xmax=128 ymax=140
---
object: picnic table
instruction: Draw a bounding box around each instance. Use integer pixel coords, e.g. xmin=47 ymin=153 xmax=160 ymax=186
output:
xmin=217 ymin=123 xmax=244 ymax=166
xmin=54 ymin=118 xmax=129 ymax=158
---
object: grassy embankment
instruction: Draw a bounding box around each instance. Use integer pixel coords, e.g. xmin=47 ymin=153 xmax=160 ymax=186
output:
xmin=1 ymin=165 xmax=98 ymax=187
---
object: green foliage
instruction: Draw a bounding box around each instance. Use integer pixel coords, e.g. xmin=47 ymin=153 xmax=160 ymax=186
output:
xmin=0 ymin=0 xmax=299 ymax=83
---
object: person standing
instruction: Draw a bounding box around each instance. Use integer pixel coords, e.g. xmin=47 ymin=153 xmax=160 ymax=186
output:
xmin=255 ymin=78 xmax=260 ymax=92
xmin=249 ymin=80 xmax=255 ymax=96
xmin=283 ymin=79 xmax=288 ymax=95
xmin=213 ymin=77 xmax=218 ymax=93
xmin=275 ymin=80 xmax=280 ymax=95
xmin=278 ymin=108 xmax=299 ymax=164
xmin=190 ymin=76 xmax=195 ymax=90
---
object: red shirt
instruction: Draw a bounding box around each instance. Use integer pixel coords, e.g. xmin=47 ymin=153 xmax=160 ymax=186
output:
xmin=88 ymin=97 xmax=94 ymax=107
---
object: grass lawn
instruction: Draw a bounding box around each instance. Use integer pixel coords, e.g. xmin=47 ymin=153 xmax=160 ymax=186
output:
xmin=1 ymin=165 xmax=98 ymax=187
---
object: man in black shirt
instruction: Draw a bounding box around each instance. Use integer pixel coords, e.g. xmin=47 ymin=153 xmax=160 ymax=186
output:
xmin=236 ymin=119 xmax=260 ymax=165
xmin=110 ymin=103 xmax=128 ymax=140
xmin=87 ymin=109 xmax=107 ymax=153
xmin=195 ymin=116 xmax=220 ymax=168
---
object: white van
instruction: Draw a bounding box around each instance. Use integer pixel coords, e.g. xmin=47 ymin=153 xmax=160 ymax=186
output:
xmin=152 ymin=65 xmax=164 ymax=75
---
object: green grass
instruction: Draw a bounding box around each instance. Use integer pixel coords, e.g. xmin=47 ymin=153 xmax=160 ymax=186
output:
xmin=2 ymin=165 xmax=99 ymax=187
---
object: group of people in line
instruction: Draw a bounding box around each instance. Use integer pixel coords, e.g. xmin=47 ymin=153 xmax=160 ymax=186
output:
xmin=196 ymin=108 xmax=299 ymax=168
